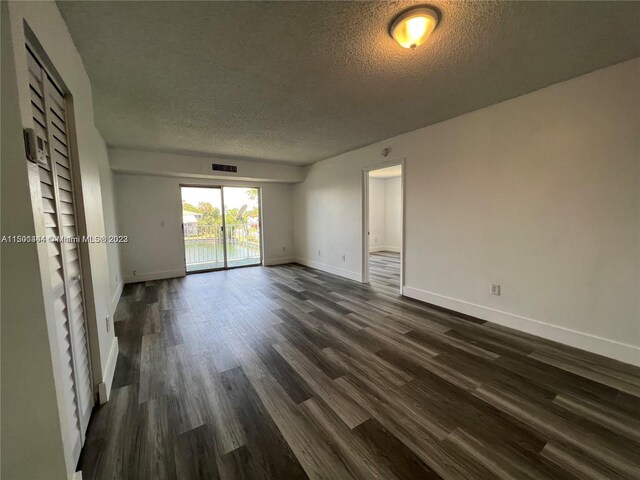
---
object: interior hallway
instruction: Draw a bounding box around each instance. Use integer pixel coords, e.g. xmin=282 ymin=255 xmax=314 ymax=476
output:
xmin=80 ymin=264 xmax=640 ymax=479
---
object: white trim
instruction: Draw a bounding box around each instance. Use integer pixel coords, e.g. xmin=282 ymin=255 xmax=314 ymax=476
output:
xmin=98 ymin=338 xmax=119 ymax=404
xmin=402 ymin=286 xmax=640 ymax=367
xmin=123 ymin=269 xmax=186 ymax=284
xmin=369 ymin=246 xmax=401 ymax=253
xmin=295 ymin=257 xmax=361 ymax=282
xmin=109 ymin=280 xmax=123 ymax=318
xmin=264 ymin=256 xmax=295 ymax=266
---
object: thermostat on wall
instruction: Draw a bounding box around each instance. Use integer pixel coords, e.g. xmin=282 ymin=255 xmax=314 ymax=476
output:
xmin=24 ymin=128 xmax=48 ymax=166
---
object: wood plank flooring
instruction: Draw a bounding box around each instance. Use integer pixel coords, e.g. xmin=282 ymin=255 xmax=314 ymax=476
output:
xmin=369 ymin=251 xmax=400 ymax=293
xmin=79 ymin=263 xmax=640 ymax=479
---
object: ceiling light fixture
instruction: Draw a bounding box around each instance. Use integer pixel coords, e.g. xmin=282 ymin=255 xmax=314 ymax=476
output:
xmin=389 ymin=7 xmax=439 ymax=49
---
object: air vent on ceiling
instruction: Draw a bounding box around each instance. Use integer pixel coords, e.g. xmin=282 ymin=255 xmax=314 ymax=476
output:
xmin=212 ymin=163 xmax=238 ymax=173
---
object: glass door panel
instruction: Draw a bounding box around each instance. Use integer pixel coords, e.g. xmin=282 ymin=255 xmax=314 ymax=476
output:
xmin=222 ymin=187 xmax=262 ymax=267
xmin=181 ymin=186 xmax=225 ymax=272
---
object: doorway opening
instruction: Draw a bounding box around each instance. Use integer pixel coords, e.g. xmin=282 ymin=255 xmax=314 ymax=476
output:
xmin=181 ymin=186 xmax=262 ymax=273
xmin=363 ymin=163 xmax=403 ymax=294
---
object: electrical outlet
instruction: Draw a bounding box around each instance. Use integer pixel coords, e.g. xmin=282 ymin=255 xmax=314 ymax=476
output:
xmin=341 ymin=254 xmax=346 ymax=261
xmin=282 ymin=246 xmax=287 ymax=252
xmin=318 ymin=250 xmax=321 ymax=256
xmin=490 ymin=283 xmax=501 ymax=296
xmin=105 ymin=314 xmax=110 ymax=332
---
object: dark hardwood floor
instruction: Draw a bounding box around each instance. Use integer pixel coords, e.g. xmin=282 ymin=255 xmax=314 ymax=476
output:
xmin=369 ymin=251 xmax=401 ymax=293
xmin=80 ymin=263 xmax=640 ymax=479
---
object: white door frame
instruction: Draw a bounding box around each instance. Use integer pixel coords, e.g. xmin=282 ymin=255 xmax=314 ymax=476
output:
xmin=361 ymin=158 xmax=406 ymax=294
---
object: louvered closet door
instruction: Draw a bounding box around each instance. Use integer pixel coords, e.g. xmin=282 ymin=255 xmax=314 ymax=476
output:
xmin=27 ymin=47 xmax=94 ymax=464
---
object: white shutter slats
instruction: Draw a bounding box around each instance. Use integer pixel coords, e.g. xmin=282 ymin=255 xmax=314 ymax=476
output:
xmin=32 ymin=101 xmax=47 ymax=126
xmin=51 ymin=113 xmax=66 ymax=133
xmin=29 ymin=72 xmax=44 ymax=96
xmin=62 ymin=226 xmax=76 ymax=239
xmin=53 ymin=149 xmax=70 ymax=169
xmin=66 ymin=260 xmax=81 ymax=278
xmin=70 ymin=309 xmax=85 ymax=337
xmin=67 ymin=255 xmax=79 ymax=269
xmin=50 ymin=106 xmax=66 ymax=127
xmin=49 ymin=98 xmax=66 ymax=122
xmin=45 ymin=229 xmax=58 ymax=244
xmin=27 ymin=47 xmax=93 ymax=464
xmin=61 ymin=215 xmax=75 ymax=227
xmin=59 ymin=201 xmax=74 ymax=215
xmin=51 ymin=117 xmax=66 ymax=136
xmin=68 ymin=282 xmax=81 ymax=298
xmin=43 ymin=213 xmax=56 ymax=228
xmin=66 ymin=222 xmax=78 ymax=236
xmin=69 ymin=297 xmax=83 ymax=319
xmin=41 ymin=183 xmax=55 ymax=200
xmin=42 ymin=197 xmax=56 ymax=214
xmin=47 ymin=240 xmax=60 ymax=258
xmin=26 ymin=50 xmax=41 ymax=77
xmin=34 ymin=122 xmax=49 ymax=146
xmin=49 ymin=254 xmax=62 ymax=271
xmin=39 ymin=166 xmax=53 ymax=184
xmin=48 ymin=84 xmax=66 ymax=111
xmin=30 ymin=86 xmax=45 ymax=109
xmin=53 ymin=133 xmax=68 ymax=150
xmin=57 ymin=176 xmax=72 ymax=193
xmin=57 ymin=165 xmax=71 ymax=181
xmin=50 ymin=268 xmax=65 ymax=294
xmin=53 ymin=137 xmax=69 ymax=157
xmin=44 ymin=71 xmax=94 ymax=442
xmin=58 ymin=189 xmax=73 ymax=204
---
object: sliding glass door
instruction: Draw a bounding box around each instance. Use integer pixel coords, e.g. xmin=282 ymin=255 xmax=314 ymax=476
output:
xmin=181 ymin=186 xmax=225 ymax=272
xmin=181 ymin=186 xmax=262 ymax=272
xmin=223 ymin=187 xmax=262 ymax=267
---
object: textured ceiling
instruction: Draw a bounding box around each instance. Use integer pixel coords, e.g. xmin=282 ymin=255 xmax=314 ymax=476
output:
xmin=57 ymin=1 xmax=639 ymax=166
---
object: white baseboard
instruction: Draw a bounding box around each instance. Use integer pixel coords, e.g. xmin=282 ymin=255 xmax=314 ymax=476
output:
xmin=98 ymin=337 xmax=119 ymax=404
xmin=264 ymin=256 xmax=295 ymax=266
xmin=402 ymin=286 xmax=640 ymax=367
xmin=369 ymin=246 xmax=401 ymax=253
xmin=295 ymin=257 xmax=362 ymax=282
xmin=110 ymin=280 xmax=124 ymax=318
xmin=123 ymin=268 xmax=185 ymax=284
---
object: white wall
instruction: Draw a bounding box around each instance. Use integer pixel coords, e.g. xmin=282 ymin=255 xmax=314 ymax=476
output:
xmin=115 ymin=172 xmax=295 ymax=283
xmin=384 ymin=177 xmax=402 ymax=252
xmin=369 ymin=176 xmax=401 ymax=252
xmin=293 ymin=58 xmax=640 ymax=366
xmin=1 ymin=2 xmax=123 ymax=477
xmin=110 ymin=147 xmax=306 ymax=183
xmin=368 ymin=178 xmax=386 ymax=250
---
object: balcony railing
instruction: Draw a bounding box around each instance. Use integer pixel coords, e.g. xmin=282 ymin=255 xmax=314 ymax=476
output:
xmin=184 ymin=223 xmax=260 ymax=270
